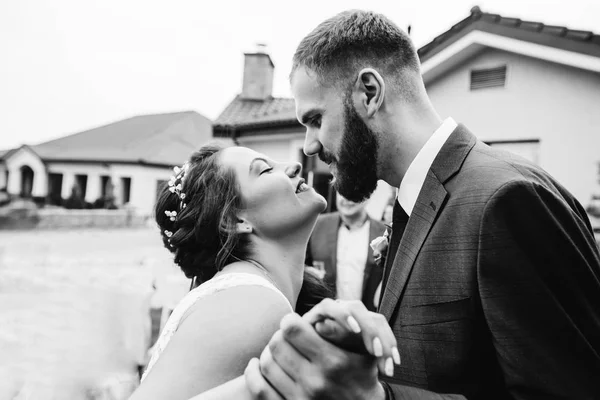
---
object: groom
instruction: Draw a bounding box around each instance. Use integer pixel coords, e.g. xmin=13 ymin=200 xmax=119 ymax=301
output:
xmin=245 ymin=9 xmax=600 ymax=400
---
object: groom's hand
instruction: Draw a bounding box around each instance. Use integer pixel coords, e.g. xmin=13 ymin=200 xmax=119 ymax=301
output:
xmin=246 ymin=313 xmax=386 ymax=400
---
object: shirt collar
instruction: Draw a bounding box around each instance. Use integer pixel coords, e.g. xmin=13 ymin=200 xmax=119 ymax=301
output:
xmin=397 ymin=117 xmax=457 ymax=216
xmin=340 ymin=217 xmax=370 ymax=231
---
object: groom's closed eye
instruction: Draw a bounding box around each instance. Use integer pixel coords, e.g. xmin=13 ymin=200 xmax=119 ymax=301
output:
xmin=300 ymin=110 xmax=323 ymax=128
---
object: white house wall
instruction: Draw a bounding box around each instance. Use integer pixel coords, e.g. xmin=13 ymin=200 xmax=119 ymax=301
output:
xmin=426 ymin=48 xmax=600 ymax=206
xmin=5 ymin=148 xmax=47 ymax=197
xmin=47 ymin=162 xmax=173 ymax=216
xmin=239 ymin=133 xmax=307 ymax=163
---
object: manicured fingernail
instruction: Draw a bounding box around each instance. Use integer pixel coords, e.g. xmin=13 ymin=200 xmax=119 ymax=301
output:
xmin=392 ymin=346 xmax=401 ymax=365
xmin=347 ymin=316 xmax=361 ymax=333
xmin=385 ymin=357 xmax=394 ymax=377
xmin=372 ymin=337 xmax=383 ymax=357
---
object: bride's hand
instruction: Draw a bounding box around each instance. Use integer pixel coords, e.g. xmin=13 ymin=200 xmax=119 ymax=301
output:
xmin=303 ymin=298 xmax=401 ymax=377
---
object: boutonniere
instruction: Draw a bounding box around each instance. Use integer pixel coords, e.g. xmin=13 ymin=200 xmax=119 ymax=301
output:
xmin=370 ymin=223 xmax=392 ymax=267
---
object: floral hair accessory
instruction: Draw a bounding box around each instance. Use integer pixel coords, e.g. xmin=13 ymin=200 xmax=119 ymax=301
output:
xmin=164 ymin=230 xmax=173 ymax=238
xmin=168 ymin=162 xmax=190 ymax=209
xmin=165 ymin=210 xmax=177 ymax=221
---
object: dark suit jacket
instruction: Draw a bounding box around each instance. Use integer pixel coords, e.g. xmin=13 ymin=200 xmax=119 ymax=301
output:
xmin=307 ymin=213 xmax=386 ymax=311
xmin=380 ymin=125 xmax=600 ymax=399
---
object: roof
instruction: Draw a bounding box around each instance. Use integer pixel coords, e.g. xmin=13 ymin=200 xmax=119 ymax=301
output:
xmin=419 ymin=6 xmax=600 ymax=62
xmin=21 ymin=111 xmax=213 ymax=167
xmin=0 ymin=145 xmax=43 ymax=167
xmin=0 ymin=149 xmax=11 ymax=160
xmin=213 ymin=95 xmax=298 ymax=133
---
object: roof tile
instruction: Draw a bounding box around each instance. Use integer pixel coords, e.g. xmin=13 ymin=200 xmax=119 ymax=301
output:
xmin=214 ymin=96 xmax=297 ymax=128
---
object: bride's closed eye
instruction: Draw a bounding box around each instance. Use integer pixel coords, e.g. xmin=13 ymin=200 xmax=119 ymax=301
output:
xmin=260 ymin=166 xmax=273 ymax=175
xmin=249 ymin=157 xmax=274 ymax=176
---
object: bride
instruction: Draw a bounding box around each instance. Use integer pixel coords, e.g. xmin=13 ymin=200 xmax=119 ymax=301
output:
xmin=129 ymin=143 xmax=397 ymax=400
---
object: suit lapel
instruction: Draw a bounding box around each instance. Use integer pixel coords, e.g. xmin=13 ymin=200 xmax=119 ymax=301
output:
xmin=379 ymin=125 xmax=477 ymax=321
xmin=322 ymin=216 xmax=340 ymax=289
xmin=379 ymin=172 xmax=447 ymax=320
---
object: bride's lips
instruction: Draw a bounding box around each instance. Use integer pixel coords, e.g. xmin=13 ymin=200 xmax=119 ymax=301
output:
xmin=295 ymin=178 xmax=310 ymax=194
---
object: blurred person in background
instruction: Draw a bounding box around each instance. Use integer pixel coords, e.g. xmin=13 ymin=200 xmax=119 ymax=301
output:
xmin=306 ymin=192 xmax=385 ymax=311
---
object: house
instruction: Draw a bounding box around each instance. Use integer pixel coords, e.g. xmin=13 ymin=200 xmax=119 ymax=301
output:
xmin=0 ymin=111 xmax=213 ymax=216
xmin=213 ymin=49 xmax=395 ymax=217
xmin=420 ymin=6 xmax=600 ymax=207
xmin=215 ymin=7 xmax=600 ymax=212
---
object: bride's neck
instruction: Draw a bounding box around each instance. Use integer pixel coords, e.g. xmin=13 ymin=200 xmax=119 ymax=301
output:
xmin=246 ymin=235 xmax=308 ymax=310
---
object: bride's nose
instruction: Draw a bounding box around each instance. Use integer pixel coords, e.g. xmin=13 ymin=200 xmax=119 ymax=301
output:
xmin=285 ymin=162 xmax=302 ymax=178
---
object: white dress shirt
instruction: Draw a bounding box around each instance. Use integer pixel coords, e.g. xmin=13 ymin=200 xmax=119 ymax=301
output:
xmin=336 ymin=220 xmax=370 ymax=301
xmin=397 ymin=117 xmax=458 ymax=216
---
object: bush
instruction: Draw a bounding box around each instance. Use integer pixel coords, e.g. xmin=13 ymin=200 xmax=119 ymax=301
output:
xmin=32 ymin=196 xmax=46 ymax=208
xmin=64 ymin=184 xmax=86 ymax=209
xmin=0 ymin=189 xmax=10 ymax=207
xmin=92 ymin=195 xmax=118 ymax=210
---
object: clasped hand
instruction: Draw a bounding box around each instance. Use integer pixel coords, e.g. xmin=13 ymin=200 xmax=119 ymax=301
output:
xmin=245 ymin=298 xmax=400 ymax=400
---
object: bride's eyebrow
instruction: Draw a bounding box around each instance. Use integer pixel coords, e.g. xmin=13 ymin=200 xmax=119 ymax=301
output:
xmin=248 ymin=157 xmax=270 ymax=173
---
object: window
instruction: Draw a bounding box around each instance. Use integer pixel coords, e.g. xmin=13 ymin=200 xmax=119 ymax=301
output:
xmin=470 ymin=66 xmax=507 ymax=90
xmin=48 ymin=173 xmax=63 ymax=205
xmin=100 ymin=175 xmax=111 ymax=197
xmin=20 ymin=165 xmax=34 ymax=198
xmin=75 ymin=174 xmax=88 ymax=199
xmin=486 ymin=139 xmax=540 ymax=164
xmin=121 ymin=177 xmax=131 ymax=204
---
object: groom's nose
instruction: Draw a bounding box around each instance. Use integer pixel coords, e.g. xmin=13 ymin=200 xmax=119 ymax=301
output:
xmin=303 ymin=129 xmax=322 ymax=156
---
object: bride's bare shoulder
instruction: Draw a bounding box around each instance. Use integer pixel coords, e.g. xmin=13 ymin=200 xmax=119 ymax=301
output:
xmin=182 ymin=281 xmax=292 ymax=331
xmin=136 ymin=284 xmax=291 ymax=399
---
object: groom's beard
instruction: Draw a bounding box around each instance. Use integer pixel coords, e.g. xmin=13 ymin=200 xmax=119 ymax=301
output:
xmin=326 ymin=97 xmax=379 ymax=203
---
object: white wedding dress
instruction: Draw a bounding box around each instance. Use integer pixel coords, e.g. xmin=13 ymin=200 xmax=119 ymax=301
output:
xmin=141 ymin=272 xmax=293 ymax=381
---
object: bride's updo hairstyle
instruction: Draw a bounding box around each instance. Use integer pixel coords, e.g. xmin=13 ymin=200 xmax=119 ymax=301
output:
xmin=156 ymin=144 xmax=248 ymax=282
xmin=155 ymin=143 xmax=331 ymax=314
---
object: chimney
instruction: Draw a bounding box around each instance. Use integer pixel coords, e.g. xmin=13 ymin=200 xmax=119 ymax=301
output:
xmin=241 ymin=43 xmax=274 ymax=100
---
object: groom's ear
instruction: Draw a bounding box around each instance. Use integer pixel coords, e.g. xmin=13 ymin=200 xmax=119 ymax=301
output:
xmin=353 ymin=68 xmax=385 ymax=118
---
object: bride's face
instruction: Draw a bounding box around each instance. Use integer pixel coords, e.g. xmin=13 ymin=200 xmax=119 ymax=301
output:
xmin=219 ymin=146 xmax=327 ymax=238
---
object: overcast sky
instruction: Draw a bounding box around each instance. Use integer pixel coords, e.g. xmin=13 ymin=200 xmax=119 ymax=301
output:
xmin=0 ymin=0 xmax=598 ymax=150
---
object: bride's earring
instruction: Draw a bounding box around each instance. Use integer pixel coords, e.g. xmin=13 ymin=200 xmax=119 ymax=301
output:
xmin=236 ymin=220 xmax=253 ymax=234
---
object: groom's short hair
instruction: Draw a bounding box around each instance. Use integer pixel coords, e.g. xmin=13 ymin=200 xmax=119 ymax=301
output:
xmin=291 ymin=10 xmax=420 ymax=92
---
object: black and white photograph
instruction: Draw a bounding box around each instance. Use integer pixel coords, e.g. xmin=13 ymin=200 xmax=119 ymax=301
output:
xmin=1 ymin=0 xmax=599 ymax=399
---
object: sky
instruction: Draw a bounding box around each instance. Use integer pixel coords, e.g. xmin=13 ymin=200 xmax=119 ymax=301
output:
xmin=1 ymin=0 xmax=599 ymax=150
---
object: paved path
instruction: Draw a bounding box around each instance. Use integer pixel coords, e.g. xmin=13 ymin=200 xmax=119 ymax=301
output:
xmin=0 ymin=228 xmax=189 ymax=400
